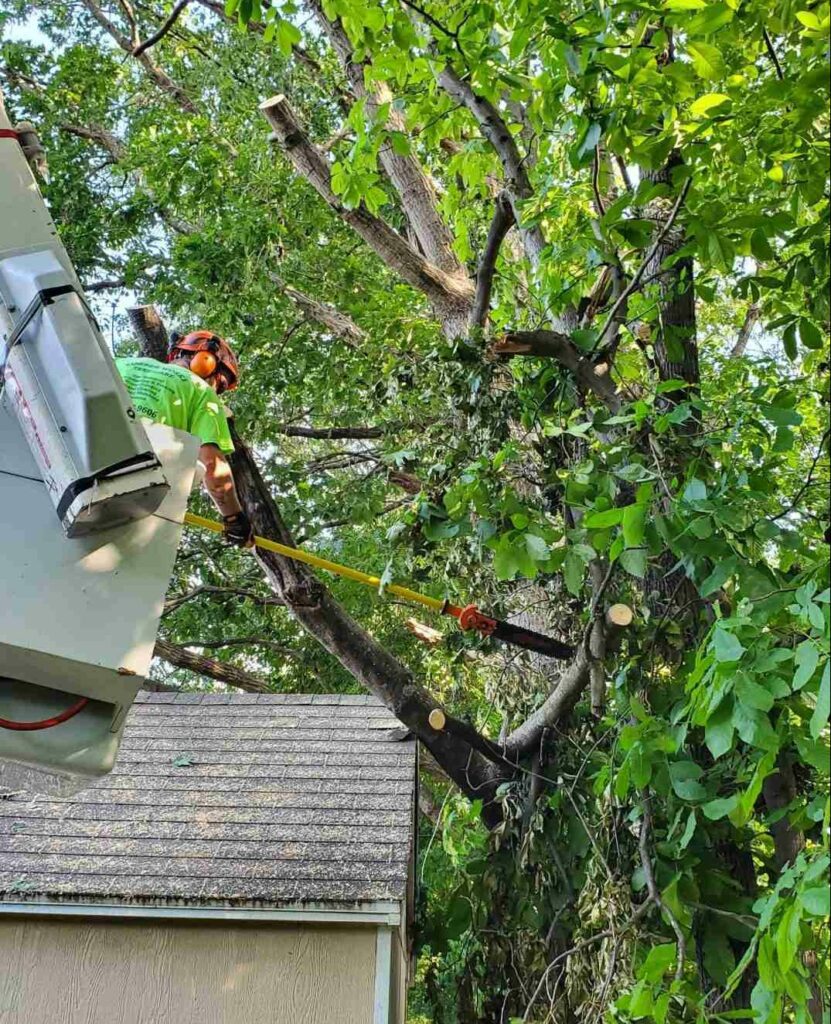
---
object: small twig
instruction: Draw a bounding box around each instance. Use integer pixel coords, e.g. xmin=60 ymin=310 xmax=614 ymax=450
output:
xmin=595 ymin=176 xmax=692 ymax=349
xmin=762 ymin=28 xmax=785 ymax=81
xmin=768 ymin=427 xmax=830 ymax=522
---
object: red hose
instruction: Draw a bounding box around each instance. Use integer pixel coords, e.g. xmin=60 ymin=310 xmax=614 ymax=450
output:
xmin=0 ymin=697 xmax=90 ymax=731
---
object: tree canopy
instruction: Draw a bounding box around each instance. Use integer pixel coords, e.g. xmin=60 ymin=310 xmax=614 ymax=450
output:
xmin=1 ymin=0 xmax=828 ymax=1020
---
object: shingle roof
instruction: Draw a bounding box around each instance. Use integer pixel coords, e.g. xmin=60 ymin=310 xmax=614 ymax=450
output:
xmin=0 ymin=692 xmax=417 ymax=909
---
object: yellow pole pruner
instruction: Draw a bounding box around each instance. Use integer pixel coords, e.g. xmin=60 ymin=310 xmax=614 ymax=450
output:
xmin=184 ymin=512 xmax=574 ymax=660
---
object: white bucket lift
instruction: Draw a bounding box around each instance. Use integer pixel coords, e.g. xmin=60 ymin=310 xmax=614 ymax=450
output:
xmin=0 ymin=93 xmax=197 ymax=785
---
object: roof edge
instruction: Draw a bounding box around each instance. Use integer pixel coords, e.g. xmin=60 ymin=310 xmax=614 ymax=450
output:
xmin=0 ymin=897 xmax=402 ymax=927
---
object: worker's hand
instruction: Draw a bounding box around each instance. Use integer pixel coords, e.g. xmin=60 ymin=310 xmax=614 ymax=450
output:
xmin=222 ymin=510 xmax=255 ymax=549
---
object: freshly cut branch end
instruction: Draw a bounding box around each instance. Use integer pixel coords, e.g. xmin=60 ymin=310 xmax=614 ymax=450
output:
xmin=428 ymin=708 xmax=447 ymax=731
xmin=405 ymin=618 xmax=444 ymax=646
xmin=607 ymin=603 xmax=634 ymax=628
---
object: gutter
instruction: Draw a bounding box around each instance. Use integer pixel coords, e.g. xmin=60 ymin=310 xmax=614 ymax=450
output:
xmin=0 ymin=897 xmax=402 ymax=927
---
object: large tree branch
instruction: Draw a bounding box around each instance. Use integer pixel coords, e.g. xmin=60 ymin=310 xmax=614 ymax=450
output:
xmin=492 ymin=330 xmax=621 ymax=412
xmin=128 ymin=304 xmax=170 ymax=361
xmin=260 ymin=94 xmax=474 ymax=337
xmin=152 ymin=638 xmax=272 ymax=692
xmin=308 ymin=0 xmax=463 ymax=277
xmin=228 ymin=422 xmax=504 ymax=816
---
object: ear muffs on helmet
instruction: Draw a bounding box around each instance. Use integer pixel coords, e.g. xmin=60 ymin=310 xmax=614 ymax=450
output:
xmin=189 ymin=349 xmax=219 ymax=379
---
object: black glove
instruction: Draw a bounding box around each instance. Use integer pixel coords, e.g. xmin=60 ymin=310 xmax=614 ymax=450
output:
xmin=223 ymin=510 xmax=255 ymax=548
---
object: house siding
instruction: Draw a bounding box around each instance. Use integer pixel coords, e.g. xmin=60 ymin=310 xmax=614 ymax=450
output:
xmin=0 ymin=917 xmax=376 ymax=1024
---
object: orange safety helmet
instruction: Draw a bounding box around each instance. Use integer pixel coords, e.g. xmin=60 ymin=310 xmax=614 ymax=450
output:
xmin=168 ymin=330 xmax=239 ymax=392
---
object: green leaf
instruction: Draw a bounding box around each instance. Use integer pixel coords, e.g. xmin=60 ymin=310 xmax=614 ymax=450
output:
xmin=525 ymin=534 xmax=549 ymax=562
xmin=776 ymin=901 xmax=801 ymax=972
xmin=705 ymin=700 xmax=735 ymax=759
xmin=678 ymin=810 xmax=697 ymax=850
xmin=563 ymin=550 xmax=584 ymax=595
xmin=702 ymin=794 xmax=739 ymax=820
xmin=687 ymin=3 xmax=734 ymax=35
xmin=733 ymin=703 xmax=778 ymax=750
xmin=735 ymin=672 xmax=775 ymax=712
xmin=690 ymin=92 xmax=731 ymax=118
xmin=670 ymin=761 xmax=708 ymax=801
xmin=703 ymin=924 xmax=736 ymax=985
xmin=810 ymin=662 xmax=830 ymax=739
xmin=687 ymin=41 xmax=725 ymax=79
xmin=800 ymin=886 xmax=831 ymax=917
xmin=798 ymin=318 xmax=824 ymax=350
xmin=713 ymin=627 xmax=745 ymax=663
xmin=622 ymin=504 xmax=647 ymax=548
xmin=639 ymin=943 xmax=677 ymax=983
xmin=750 ymin=228 xmax=775 ymax=262
xmin=584 ymin=507 xmax=624 ymax=528
xmin=619 ymin=548 xmax=647 ymax=578
xmin=757 ymin=934 xmax=779 ymax=988
xmin=793 ymin=641 xmax=820 ymax=690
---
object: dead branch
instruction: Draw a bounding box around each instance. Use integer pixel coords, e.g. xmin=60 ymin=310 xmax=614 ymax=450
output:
xmin=730 ymin=303 xmax=760 ymax=358
xmin=269 ymin=273 xmax=367 ymax=345
xmin=280 ymin=424 xmax=383 ymax=440
xmin=80 ymin=0 xmax=198 ymax=113
xmin=153 ymin=638 xmax=272 ymax=692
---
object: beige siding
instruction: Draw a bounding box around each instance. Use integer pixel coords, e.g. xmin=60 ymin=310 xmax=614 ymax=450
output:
xmin=0 ymin=917 xmax=376 ymax=1024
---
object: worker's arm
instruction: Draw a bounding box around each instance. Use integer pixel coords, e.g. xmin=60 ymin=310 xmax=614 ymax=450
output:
xmin=198 ymin=443 xmax=254 ymax=547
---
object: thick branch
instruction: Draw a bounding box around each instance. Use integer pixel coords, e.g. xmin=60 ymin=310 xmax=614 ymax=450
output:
xmin=228 ymin=423 xmax=503 ymax=814
xmin=493 ymin=330 xmax=621 ymax=412
xmin=153 ymin=638 xmax=272 ymax=693
xmin=260 ymin=95 xmax=474 ymax=336
xmin=505 ymin=606 xmax=632 ymax=756
xmin=128 ymin=304 xmax=170 ymax=361
xmin=470 ymin=191 xmax=514 ymax=329
xmin=61 ymin=122 xmax=126 ymax=162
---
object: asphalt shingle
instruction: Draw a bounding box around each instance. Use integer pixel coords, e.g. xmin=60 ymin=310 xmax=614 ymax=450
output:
xmin=0 ymin=692 xmax=416 ymax=909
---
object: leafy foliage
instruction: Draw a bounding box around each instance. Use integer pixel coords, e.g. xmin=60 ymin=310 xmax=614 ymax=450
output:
xmin=1 ymin=0 xmax=828 ymax=1020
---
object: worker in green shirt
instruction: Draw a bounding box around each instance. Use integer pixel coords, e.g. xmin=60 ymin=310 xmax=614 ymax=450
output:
xmin=116 ymin=330 xmax=253 ymax=547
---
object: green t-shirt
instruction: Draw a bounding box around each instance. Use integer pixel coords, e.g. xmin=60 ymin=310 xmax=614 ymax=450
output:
xmin=115 ymin=357 xmax=234 ymax=453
